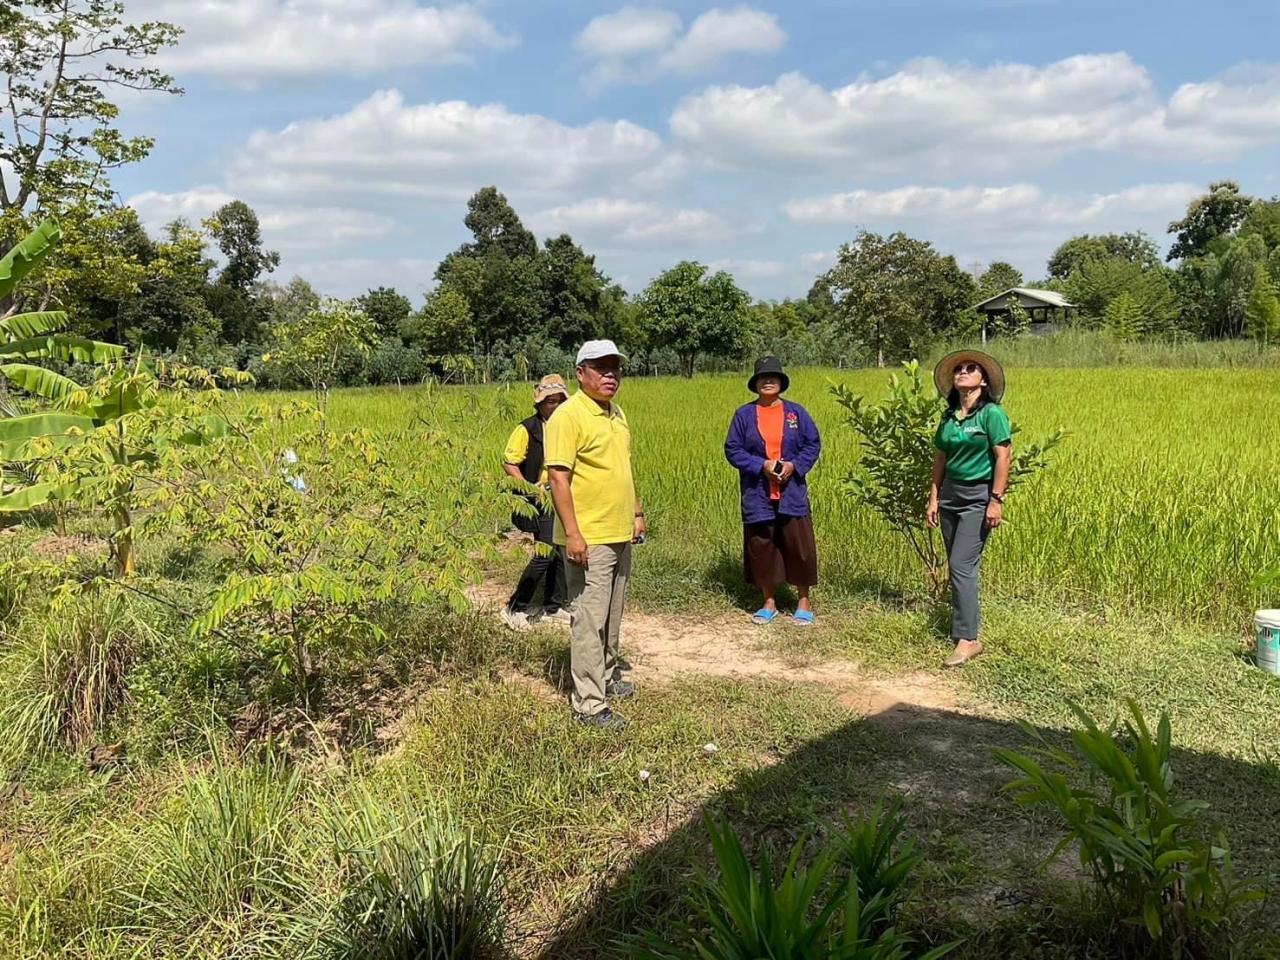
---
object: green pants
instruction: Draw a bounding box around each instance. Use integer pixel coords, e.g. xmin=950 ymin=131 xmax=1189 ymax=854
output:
xmin=564 ymin=542 xmax=632 ymax=717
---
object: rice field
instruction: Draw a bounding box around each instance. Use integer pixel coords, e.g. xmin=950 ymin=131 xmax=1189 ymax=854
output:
xmin=324 ymin=365 xmax=1280 ymax=631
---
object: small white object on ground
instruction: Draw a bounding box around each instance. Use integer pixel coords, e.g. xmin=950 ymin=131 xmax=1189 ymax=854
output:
xmin=639 ymin=769 xmax=650 ymax=782
xmin=702 ymin=742 xmax=718 ymax=756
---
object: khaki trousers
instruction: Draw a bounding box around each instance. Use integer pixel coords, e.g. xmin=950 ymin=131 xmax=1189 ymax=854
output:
xmin=564 ymin=542 xmax=632 ymax=717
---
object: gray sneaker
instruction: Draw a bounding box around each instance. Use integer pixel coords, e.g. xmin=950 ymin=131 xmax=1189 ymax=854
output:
xmin=542 ymin=606 xmax=572 ymax=625
xmin=500 ymin=608 xmax=532 ymax=632
xmin=605 ymin=679 xmax=635 ymax=700
xmin=574 ymin=708 xmax=627 ymax=730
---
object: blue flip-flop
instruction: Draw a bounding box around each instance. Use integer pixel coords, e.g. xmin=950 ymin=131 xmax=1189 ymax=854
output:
xmin=792 ymin=610 xmax=815 ymax=627
xmin=751 ymin=607 xmax=780 ymax=625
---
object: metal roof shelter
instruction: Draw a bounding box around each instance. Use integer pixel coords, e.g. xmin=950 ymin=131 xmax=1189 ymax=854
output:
xmin=972 ymin=287 xmax=1075 ymax=344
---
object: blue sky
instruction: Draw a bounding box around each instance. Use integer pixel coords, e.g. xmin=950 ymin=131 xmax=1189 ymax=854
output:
xmin=114 ymin=0 xmax=1280 ymax=303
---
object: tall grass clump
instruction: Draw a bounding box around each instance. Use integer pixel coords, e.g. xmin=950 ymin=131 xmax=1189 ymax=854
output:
xmin=928 ymin=331 xmax=1280 ymax=369
xmin=0 ymin=592 xmax=151 ymax=766
xmin=633 ymin=814 xmax=955 ymax=960
xmin=127 ymin=753 xmax=309 ymax=950
xmin=319 ymin=787 xmax=507 ymax=960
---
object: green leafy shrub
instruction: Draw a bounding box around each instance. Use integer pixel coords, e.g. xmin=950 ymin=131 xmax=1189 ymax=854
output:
xmin=994 ymin=699 xmax=1263 ymax=957
xmin=831 ymin=362 xmax=1064 ymax=597
xmin=138 ymin=389 xmax=515 ymax=705
xmin=320 ymin=787 xmax=507 ymax=960
xmin=0 ymin=591 xmax=152 ymax=766
xmin=633 ymin=815 xmax=955 ymax=960
xmin=363 ymin=336 xmax=428 ymax=386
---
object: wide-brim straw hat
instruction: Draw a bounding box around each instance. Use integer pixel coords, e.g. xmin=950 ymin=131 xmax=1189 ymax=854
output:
xmin=933 ymin=350 xmax=1006 ymax=402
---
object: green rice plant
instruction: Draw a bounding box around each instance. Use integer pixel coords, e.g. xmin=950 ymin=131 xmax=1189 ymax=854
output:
xmin=994 ymin=699 xmax=1264 ymax=958
xmin=128 ymin=753 xmax=308 ymax=945
xmin=0 ymin=591 xmax=151 ymax=766
xmin=632 ymin=817 xmax=956 ymax=960
xmin=318 ymin=786 xmax=507 ymax=960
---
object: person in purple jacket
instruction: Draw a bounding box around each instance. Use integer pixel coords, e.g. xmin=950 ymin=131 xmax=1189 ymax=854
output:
xmin=723 ymin=357 xmax=822 ymax=626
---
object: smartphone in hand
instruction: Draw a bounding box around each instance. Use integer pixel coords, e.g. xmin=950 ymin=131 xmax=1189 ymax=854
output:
xmin=772 ymin=460 xmax=785 ymax=478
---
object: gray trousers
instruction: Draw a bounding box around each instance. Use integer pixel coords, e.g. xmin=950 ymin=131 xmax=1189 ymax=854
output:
xmin=564 ymin=542 xmax=632 ymax=717
xmin=939 ymin=480 xmax=992 ymax=640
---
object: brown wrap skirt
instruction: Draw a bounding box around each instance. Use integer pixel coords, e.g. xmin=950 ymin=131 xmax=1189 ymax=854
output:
xmin=743 ymin=511 xmax=818 ymax=588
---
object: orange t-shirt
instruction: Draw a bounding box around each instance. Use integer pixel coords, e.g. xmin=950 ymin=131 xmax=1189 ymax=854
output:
xmin=756 ymin=401 xmax=784 ymax=501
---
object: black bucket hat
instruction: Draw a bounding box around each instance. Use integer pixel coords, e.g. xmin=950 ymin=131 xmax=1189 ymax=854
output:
xmin=748 ymin=356 xmax=790 ymax=393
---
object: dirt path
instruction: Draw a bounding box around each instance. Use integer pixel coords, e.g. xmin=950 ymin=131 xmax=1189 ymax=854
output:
xmin=467 ymin=583 xmax=970 ymax=719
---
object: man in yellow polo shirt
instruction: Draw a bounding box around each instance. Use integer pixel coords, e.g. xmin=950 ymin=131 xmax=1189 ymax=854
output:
xmin=546 ymin=340 xmax=646 ymax=729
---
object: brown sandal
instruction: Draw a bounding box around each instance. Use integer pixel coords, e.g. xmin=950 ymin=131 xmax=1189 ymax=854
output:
xmin=944 ymin=640 xmax=984 ymax=667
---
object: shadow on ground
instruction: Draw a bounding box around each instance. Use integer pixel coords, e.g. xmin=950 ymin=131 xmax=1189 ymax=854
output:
xmin=700 ymin=548 xmax=908 ymax=613
xmin=534 ymin=701 xmax=1280 ymax=959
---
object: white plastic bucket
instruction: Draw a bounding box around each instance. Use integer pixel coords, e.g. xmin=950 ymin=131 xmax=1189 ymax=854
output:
xmin=1255 ymin=610 xmax=1280 ymax=676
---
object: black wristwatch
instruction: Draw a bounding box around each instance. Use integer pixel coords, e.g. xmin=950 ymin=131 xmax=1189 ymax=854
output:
xmin=990 ymin=492 xmax=1005 ymax=504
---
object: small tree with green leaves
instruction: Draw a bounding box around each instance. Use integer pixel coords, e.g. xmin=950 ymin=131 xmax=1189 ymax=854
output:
xmin=262 ymin=299 xmax=376 ymax=403
xmin=1244 ymin=265 xmax=1280 ymax=351
xmin=831 ymin=362 xmax=1064 ymax=598
xmin=1103 ymin=291 xmax=1145 ymax=343
xmin=149 ymin=398 xmax=517 ymax=705
xmin=1 ymin=360 xmax=243 ymax=578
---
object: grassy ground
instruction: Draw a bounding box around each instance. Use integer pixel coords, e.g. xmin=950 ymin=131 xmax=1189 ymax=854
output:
xmin=2 ymin=364 xmax=1280 ymax=958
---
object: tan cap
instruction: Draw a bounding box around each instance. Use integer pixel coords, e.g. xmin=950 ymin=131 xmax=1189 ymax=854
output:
xmin=533 ymin=374 xmax=569 ymax=404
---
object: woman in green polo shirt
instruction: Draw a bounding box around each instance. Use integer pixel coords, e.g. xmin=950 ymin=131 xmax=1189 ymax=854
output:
xmin=926 ymin=350 xmax=1012 ymax=667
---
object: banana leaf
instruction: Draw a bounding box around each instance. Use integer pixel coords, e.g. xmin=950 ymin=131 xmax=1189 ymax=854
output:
xmin=180 ymin=414 xmax=231 ymax=445
xmin=0 ymin=335 xmax=125 ymax=364
xmin=0 ymin=480 xmax=74 ymax=513
xmin=0 ymin=363 xmax=81 ymax=402
xmin=0 ymin=311 xmax=68 ymax=340
xmin=86 ymin=382 xmax=145 ymax=421
xmin=0 ymin=412 xmax=95 ymax=459
xmin=0 ymin=219 xmax=61 ymax=300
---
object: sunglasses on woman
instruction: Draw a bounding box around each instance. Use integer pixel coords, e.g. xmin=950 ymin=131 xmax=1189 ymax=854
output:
xmin=954 ymin=363 xmax=983 ymax=375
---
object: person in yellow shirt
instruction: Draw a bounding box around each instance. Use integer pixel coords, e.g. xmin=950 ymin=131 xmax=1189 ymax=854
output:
xmin=546 ymin=340 xmax=645 ymax=730
xmin=501 ymin=375 xmax=570 ymax=631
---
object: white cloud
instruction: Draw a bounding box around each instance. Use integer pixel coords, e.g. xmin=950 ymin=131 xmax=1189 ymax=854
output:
xmin=126 ymin=187 xmax=395 ymax=255
xmin=228 ymin=90 xmax=667 ymax=207
xmin=659 ymin=7 xmax=785 ymax=73
xmin=575 ymin=7 xmax=682 ymax=59
xmin=283 ymin=257 xmax=439 ymax=299
xmin=708 ymin=257 xmax=788 ymax=278
xmin=137 ymin=0 xmax=516 ymax=79
xmin=785 ymin=182 xmax=1201 ymax=227
xmin=1123 ymin=64 xmax=1280 ymax=155
xmin=128 ymin=186 xmax=237 ymax=232
xmin=670 ymin=54 xmax=1280 ymax=175
xmin=529 ymin=197 xmax=733 ymax=247
xmin=577 ymin=5 xmax=784 ymax=88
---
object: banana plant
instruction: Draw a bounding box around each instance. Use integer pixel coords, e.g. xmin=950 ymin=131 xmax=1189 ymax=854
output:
xmin=0 ymin=218 xmax=130 ymax=559
xmin=0 ymin=218 xmax=125 ymax=370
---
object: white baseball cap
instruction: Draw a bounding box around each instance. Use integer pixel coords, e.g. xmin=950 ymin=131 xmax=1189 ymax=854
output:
xmin=575 ymin=339 xmax=627 ymax=365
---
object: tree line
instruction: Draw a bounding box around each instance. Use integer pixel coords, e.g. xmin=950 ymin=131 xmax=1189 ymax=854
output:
xmin=4 ymin=2 xmax=1280 ymax=388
